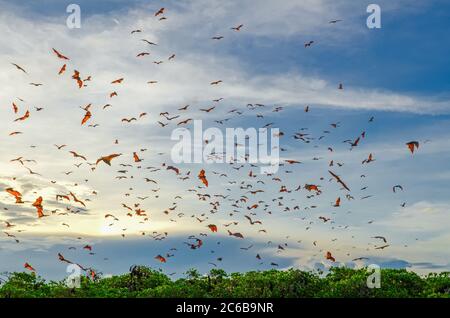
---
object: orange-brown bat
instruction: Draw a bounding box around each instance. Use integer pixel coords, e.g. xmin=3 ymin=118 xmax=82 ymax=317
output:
xmin=69 ymin=151 xmax=87 ymax=160
xmin=69 ymin=192 xmax=86 ymax=207
xmin=168 ymin=54 xmax=175 ymax=60
xmin=58 ymin=253 xmax=72 ymax=264
xmin=12 ymin=102 xmax=18 ymax=114
xmin=155 ymin=254 xmax=166 ymax=263
xmin=4 ymin=221 xmax=14 ymax=228
xmin=133 ymin=152 xmax=142 ymax=163
xmin=177 ymin=118 xmax=192 ymax=125
xmin=96 ymin=153 xmax=122 ymax=166
xmin=81 ymin=111 xmax=91 ymax=125
xmin=111 ymin=78 xmax=124 ymax=84
xmin=58 ymin=64 xmax=66 ymax=75
xmin=333 ymin=197 xmax=341 ymax=207
xmin=155 ymin=7 xmax=165 ymax=16
xmin=207 ymin=224 xmax=217 ymax=232
xmin=329 ymin=170 xmax=350 ymax=191
xmin=56 ymin=194 xmax=70 ymax=201
xmin=326 ymin=251 xmax=336 ymax=262
xmin=164 ymin=165 xmax=180 ymax=175
xmin=210 ymin=80 xmax=223 ymax=85
xmin=198 ymin=169 xmax=208 ymax=187
xmin=52 ymin=48 xmax=69 ymax=60
xmin=406 ymin=141 xmax=419 ymax=154
xmin=24 ymin=262 xmax=36 ymax=272
xmin=285 ymin=160 xmax=301 ymax=164
xmin=6 ymin=188 xmax=23 ymax=203
xmin=32 ymin=196 xmax=45 ymax=218
xmin=14 ymin=110 xmax=30 ymax=122
xmin=80 ymin=103 xmax=91 ymax=111
xmin=362 ymin=153 xmax=375 ymax=164
xmin=137 ymin=52 xmax=150 ymax=57
xmin=200 ymin=106 xmax=215 ymax=113
xmin=89 ymin=269 xmax=96 ymax=280
xmin=304 ymin=184 xmax=321 ymax=193
xmin=72 ymin=70 xmax=83 ymax=88
xmin=110 ymin=91 xmax=118 ymax=98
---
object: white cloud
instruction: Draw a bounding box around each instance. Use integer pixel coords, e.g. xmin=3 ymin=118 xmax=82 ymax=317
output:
xmin=378 ymin=201 xmax=450 ymax=232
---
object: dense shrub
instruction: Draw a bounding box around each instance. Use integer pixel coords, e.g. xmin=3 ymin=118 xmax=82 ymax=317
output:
xmin=0 ymin=267 xmax=448 ymax=298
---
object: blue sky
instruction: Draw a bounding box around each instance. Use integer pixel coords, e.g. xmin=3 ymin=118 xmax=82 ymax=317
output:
xmin=0 ymin=0 xmax=449 ymax=281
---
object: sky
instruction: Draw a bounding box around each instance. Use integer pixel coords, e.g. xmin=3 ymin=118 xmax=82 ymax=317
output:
xmin=0 ymin=0 xmax=449 ymax=282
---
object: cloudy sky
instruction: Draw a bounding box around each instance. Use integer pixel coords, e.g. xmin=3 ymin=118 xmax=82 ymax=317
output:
xmin=0 ymin=0 xmax=449 ymax=281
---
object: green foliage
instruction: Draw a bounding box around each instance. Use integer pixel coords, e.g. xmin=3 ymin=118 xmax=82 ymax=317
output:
xmin=0 ymin=267 xmax=448 ymax=298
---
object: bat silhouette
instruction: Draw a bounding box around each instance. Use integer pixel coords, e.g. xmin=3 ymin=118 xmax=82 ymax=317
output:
xmin=32 ymin=196 xmax=45 ymax=218
xmin=11 ymin=63 xmax=27 ymax=74
xmin=58 ymin=64 xmax=66 ymax=75
xmin=24 ymin=262 xmax=36 ymax=272
xmin=198 ymin=169 xmax=208 ymax=187
xmin=14 ymin=110 xmax=30 ymax=122
xmin=6 ymin=188 xmax=23 ymax=203
xmin=326 ymin=251 xmax=336 ymax=262
xmin=227 ymin=230 xmax=244 ymax=238
xmin=155 ymin=7 xmax=165 ymax=16
xmin=52 ymin=48 xmax=69 ymax=60
xmin=231 ymin=24 xmax=243 ymax=31
xmin=207 ymin=224 xmax=218 ymax=232
xmin=96 ymin=153 xmax=122 ymax=166
xmin=329 ymin=170 xmax=350 ymax=191
xmin=406 ymin=141 xmax=419 ymax=154
xmin=244 ymin=215 xmax=262 ymax=225
xmin=111 ymin=78 xmax=124 ymax=84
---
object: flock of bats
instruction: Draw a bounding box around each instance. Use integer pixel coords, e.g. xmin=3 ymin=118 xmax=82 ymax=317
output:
xmin=3 ymin=7 xmax=422 ymax=279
